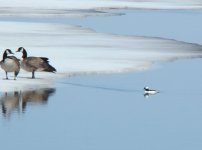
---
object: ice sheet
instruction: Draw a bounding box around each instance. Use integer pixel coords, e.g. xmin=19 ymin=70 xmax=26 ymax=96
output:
xmin=0 ymin=0 xmax=202 ymax=17
xmin=0 ymin=21 xmax=202 ymax=91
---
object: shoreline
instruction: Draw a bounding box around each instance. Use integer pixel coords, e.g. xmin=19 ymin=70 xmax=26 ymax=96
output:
xmin=0 ymin=8 xmax=201 ymax=92
xmin=0 ymin=56 xmax=200 ymax=92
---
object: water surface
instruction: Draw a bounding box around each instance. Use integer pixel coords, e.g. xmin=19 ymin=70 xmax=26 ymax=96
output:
xmin=0 ymin=59 xmax=202 ymax=150
xmin=0 ymin=9 xmax=202 ymax=150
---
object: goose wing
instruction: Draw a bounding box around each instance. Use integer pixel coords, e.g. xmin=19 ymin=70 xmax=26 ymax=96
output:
xmin=25 ymin=57 xmax=51 ymax=71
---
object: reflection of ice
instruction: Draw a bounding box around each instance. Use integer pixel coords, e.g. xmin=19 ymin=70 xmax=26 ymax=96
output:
xmin=0 ymin=88 xmax=55 ymax=119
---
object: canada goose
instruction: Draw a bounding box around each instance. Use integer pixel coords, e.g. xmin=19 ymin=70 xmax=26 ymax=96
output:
xmin=16 ymin=47 xmax=56 ymax=79
xmin=0 ymin=49 xmax=20 ymax=80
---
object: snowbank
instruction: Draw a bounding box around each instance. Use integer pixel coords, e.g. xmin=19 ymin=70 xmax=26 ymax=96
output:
xmin=0 ymin=21 xmax=202 ymax=91
xmin=0 ymin=0 xmax=202 ymax=17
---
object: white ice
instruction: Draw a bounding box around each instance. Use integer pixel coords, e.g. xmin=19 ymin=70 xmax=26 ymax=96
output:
xmin=0 ymin=0 xmax=202 ymax=92
xmin=0 ymin=0 xmax=202 ymax=17
xmin=0 ymin=21 xmax=202 ymax=91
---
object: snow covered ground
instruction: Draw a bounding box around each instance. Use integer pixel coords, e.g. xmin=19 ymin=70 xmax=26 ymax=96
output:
xmin=0 ymin=0 xmax=202 ymax=91
xmin=0 ymin=0 xmax=202 ymax=17
xmin=1 ymin=0 xmax=202 ymax=9
xmin=0 ymin=21 xmax=202 ymax=91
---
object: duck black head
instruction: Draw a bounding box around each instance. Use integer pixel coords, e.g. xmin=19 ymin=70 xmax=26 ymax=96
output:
xmin=144 ymin=86 xmax=149 ymax=91
xmin=16 ymin=47 xmax=27 ymax=58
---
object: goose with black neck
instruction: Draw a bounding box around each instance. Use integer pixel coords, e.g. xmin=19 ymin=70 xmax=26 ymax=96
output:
xmin=0 ymin=49 xmax=20 ymax=80
xmin=16 ymin=47 xmax=56 ymax=79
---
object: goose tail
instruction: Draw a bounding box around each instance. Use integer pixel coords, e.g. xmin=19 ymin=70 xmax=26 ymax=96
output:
xmin=44 ymin=64 xmax=56 ymax=73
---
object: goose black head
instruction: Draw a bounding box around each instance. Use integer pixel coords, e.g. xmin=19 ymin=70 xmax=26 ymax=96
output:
xmin=2 ymin=49 xmax=14 ymax=60
xmin=16 ymin=47 xmax=27 ymax=59
xmin=16 ymin=47 xmax=24 ymax=52
xmin=5 ymin=49 xmax=14 ymax=54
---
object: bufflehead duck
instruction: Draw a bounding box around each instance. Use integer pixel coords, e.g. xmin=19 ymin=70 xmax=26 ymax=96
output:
xmin=144 ymin=87 xmax=159 ymax=98
xmin=0 ymin=49 xmax=20 ymax=80
xmin=144 ymin=86 xmax=158 ymax=94
xmin=16 ymin=47 xmax=56 ymax=79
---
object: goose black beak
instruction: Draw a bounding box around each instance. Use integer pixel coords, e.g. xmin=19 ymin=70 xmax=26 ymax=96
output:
xmin=8 ymin=50 xmax=14 ymax=54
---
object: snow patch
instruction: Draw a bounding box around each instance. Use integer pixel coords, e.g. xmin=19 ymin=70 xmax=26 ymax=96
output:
xmin=0 ymin=0 xmax=202 ymax=17
xmin=0 ymin=21 xmax=202 ymax=91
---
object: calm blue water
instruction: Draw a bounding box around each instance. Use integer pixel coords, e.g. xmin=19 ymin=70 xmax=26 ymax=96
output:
xmin=64 ymin=9 xmax=202 ymax=44
xmin=1 ymin=59 xmax=202 ymax=150
xmin=0 ymin=9 xmax=202 ymax=150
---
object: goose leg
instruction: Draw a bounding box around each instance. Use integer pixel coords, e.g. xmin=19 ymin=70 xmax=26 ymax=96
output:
xmin=14 ymin=73 xmax=16 ymax=80
xmin=14 ymin=71 xmax=18 ymax=80
xmin=5 ymin=72 xmax=8 ymax=80
xmin=32 ymin=71 xmax=35 ymax=79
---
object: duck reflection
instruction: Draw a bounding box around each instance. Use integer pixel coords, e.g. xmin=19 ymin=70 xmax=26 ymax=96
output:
xmin=144 ymin=93 xmax=151 ymax=98
xmin=0 ymin=88 xmax=56 ymax=118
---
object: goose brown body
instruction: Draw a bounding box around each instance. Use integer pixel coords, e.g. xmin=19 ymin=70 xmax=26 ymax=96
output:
xmin=16 ymin=47 xmax=56 ymax=78
xmin=0 ymin=49 xmax=20 ymax=80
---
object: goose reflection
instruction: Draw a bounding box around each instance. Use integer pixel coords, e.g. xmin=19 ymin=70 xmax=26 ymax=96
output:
xmin=21 ymin=88 xmax=55 ymax=112
xmin=0 ymin=88 xmax=55 ymax=118
xmin=0 ymin=91 xmax=20 ymax=118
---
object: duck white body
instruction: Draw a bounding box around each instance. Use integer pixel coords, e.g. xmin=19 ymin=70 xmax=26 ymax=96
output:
xmin=144 ymin=87 xmax=159 ymax=98
xmin=144 ymin=87 xmax=158 ymax=94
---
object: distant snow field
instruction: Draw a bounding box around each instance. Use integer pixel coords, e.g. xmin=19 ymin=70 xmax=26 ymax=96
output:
xmin=0 ymin=21 xmax=202 ymax=91
xmin=0 ymin=0 xmax=202 ymax=17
